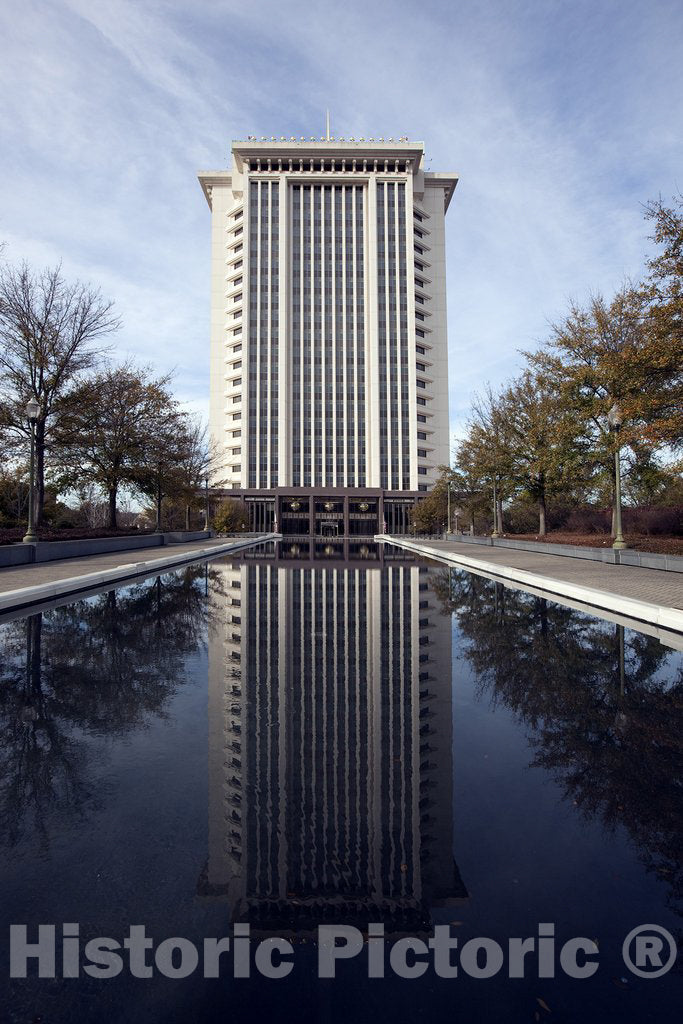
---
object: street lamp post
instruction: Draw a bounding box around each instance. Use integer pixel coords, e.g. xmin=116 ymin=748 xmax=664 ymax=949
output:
xmin=154 ymin=463 xmax=162 ymax=534
xmin=447 ymin=480 xmax=451 ymax=536
xmin=607 ymin=402 xmax=627 ymax=550
xmin=491 ymin=480 xmax=500 ymax=538
xmin=205 ymin=476 xmax=210 ymax=529
xmin=23 ymin=398 xmax=40 ymax=544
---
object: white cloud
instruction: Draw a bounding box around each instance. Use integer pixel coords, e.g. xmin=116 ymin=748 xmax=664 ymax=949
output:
xmin=1 ymin=0 xmax=681 ymax=445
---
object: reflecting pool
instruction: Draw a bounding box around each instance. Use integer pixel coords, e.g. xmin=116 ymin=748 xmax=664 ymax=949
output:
xmin=0 ymin=545 xmax=681 ymax=1023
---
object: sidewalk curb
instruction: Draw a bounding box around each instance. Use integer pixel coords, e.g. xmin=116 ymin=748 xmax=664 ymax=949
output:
xmin=0 ymin=534 xmax=280 ymax=613
xmin=377 ymin=536 xmax=683 ymax=634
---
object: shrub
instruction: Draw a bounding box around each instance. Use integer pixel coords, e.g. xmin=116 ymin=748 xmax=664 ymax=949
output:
xmin=623 ymin=506 xmax=682 ymax=536
xmin=564 ymin=508 xmax=611 ymax=534
xmin=213 ymin=499 xmax=249 ymax=534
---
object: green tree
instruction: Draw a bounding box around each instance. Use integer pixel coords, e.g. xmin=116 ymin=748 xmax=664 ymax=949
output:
xmin=409 ymin=470 xmax=451 ymax=533
xmin=213 ymin=498 xmax=249 ymax=533
xmin=450 ymin=449 xmax=490 ymax=533
xmin=53 ymin=362 xmax=174 ymax=528
xmin=528 ymin=286 xmax=682 ymax=533
xmin=496 ymin=367 xmax=588 ymax=535
xmin=457 ymin=385 xmax=516 ymax=534
xmin=642 ymin=193 xmax=683 ymax=444
xmin=127 ymin=399 xmax=189 ymax=532
xmin=0 ymin=466 xmax=28 ymax=526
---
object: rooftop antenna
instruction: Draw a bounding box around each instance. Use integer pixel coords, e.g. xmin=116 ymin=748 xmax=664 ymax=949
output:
xmin=325 ymin=109 xmax=331 ymax=141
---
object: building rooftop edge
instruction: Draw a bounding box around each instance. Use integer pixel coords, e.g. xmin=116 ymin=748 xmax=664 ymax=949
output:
xmin=231 ymin=138 xmax=424 ymax=148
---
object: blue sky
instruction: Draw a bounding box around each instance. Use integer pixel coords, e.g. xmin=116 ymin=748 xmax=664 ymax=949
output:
xmin=1 ymin=0 xmax=681 ymax=445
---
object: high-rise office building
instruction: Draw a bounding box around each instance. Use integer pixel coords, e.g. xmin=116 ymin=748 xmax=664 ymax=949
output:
xmin=198 ymin=134 xmax=457 ymax=534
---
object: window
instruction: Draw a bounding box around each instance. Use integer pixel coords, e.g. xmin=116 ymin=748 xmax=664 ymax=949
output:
xmin=418 ymin=467 xmax=427 ymax=475
xmin=232 ymin=377 xmax=242 ymax=387
xmin=416 ymin=329 xmax=425 ymax=338
xmin=233 ymin=226 xmax=243 ymax=236
xmin=233 ymin=243 xmax=243 ymax=254
xmin=232 ymin=396 xmax=241 ymax=404
xmin=232 ymin=413 xmax=241 ymax=420
xmin=418 ymin=448 xmax=427 ymax=458
xmin=233 ymin=311 xmax=241 ymax=320
xmin=417 ymin=431 xmax=427 ymax=440
xmin=415 ymin=278 xmax=425 ymax=289
xmin=415 ymin=261 xmax=424 ymax=271
xmin=414 ymin=212 xmax=423 ymax=222
xmin=232 ymin=361 xmax=242 ymax=370
xmin=233 ymin=276 xmax=242 ymax=287
xmin=417 ymin=414 xmax=427 ymax=423
xmin=233 ymin=210 xmax=243 ymax=220
xmin=233 ymin=260 xmax=243 ymax=271
xmin=416 ymin=362 xmax=426 ymax=371
xmin=232 ymin=344 xmax=242 ymax=353
xmin=416 ymin=379 xmax=426 ymax=388
xmin=418 ymin=484 xmax=428 ymax=492
xmin=233 ymin=327 xmax=241 ymax=336
xmin=232 ymin=447 xmax=241 ymax=455
xmin=232 ymin=429 xmax=241 ymax=437
xmin=416 ymin=345 xmax=425 ymax=355
xmin=416 ymin=312 xmax=425 ymax=321
xmin=417 ymin=397 xmax=426 ymax=406
xmin=234 ymin=293 xmax=242 ymax=303
xmin=232 ymin=464 xmax=241 ymax=472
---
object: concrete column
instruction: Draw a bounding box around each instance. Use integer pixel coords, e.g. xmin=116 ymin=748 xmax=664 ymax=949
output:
xmin=366 ymin=177 xmax=380 ymax=487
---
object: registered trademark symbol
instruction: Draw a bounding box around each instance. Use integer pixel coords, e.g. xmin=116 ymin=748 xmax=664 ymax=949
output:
xmin=622 ymin=925 xmax=677 ymax=979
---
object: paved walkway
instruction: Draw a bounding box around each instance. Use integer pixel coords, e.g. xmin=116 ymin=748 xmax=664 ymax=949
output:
xmin=0 ymin=537 xmax=273 ymax=613
xmin=381 ymin=537 xmax=683 ymax=636
xmin=405 ymin=539 xmax=683 ymax=609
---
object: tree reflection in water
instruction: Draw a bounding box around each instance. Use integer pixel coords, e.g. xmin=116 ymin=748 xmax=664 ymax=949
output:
xmin=0 ymin=565 xmax=219 ymax=853
xmin=433 ymin=569 xmax=683 ymax=919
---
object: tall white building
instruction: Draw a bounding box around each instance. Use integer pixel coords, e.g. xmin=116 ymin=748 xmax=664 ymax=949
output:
xmin=198 ymin=134 xmax=457 ymax=534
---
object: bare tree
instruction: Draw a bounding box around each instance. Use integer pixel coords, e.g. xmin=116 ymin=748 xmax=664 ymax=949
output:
xmin=128 ymin=397 xmax=190 ymax=533
xmin=0 ymin=261 xmax=120 ymax=526
xmin=174 ymin=415 xmax=222 ymax=530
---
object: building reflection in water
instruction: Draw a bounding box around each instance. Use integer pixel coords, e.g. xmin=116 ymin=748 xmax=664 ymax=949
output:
xmin=205 ymin=545 xmax=467 ymax=934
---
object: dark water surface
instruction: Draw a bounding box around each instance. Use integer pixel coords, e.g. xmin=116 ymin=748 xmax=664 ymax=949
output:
xmin=0 ymin=547 xmax=681 ymax=1023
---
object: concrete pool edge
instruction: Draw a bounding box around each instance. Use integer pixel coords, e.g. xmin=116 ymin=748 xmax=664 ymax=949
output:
xmin=0 ymin=534 xmax=281 ymax=613
xmin=377 ymin=536 xmax=683 ymax=636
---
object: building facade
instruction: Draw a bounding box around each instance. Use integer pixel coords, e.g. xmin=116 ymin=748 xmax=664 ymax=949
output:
xmin=198 ymin=135 xmax=457 ymax=533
